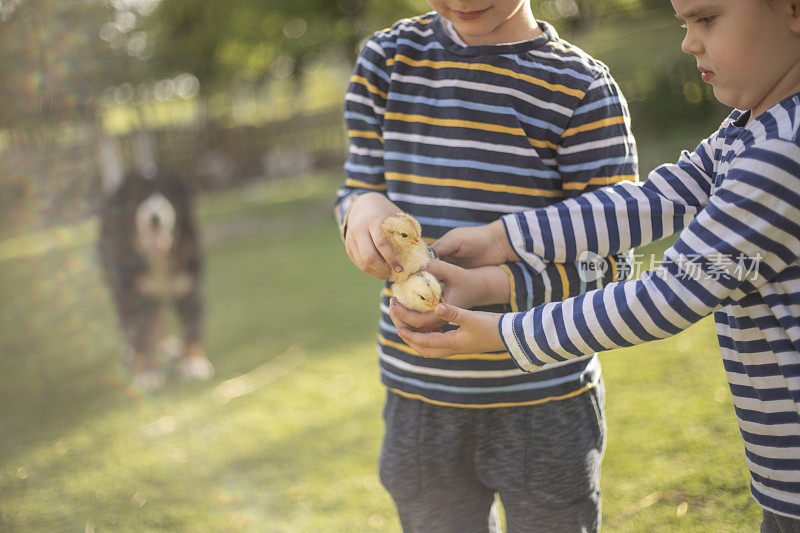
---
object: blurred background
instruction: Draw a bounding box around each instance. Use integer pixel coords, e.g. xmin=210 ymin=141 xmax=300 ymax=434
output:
xmin=0 ymin=0 xmax=759 ymax=531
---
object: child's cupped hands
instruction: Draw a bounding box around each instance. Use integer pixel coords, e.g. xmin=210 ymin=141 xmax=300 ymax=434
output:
xmin=388 ymin=259 xmax=507 ymax=357
xmin=394 ymin=301 xmax=505 ymax=358
xmin=388 ymin=259 xmax=492 ymax=333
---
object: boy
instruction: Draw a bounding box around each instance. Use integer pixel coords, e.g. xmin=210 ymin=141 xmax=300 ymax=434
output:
xmin=336 ymin=0 xmax=638 ymax=530
xmin=396 ymin=0 xmax=800 ymax=529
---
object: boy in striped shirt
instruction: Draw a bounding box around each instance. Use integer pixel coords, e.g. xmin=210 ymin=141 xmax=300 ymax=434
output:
xmin=395 ymin=0 xmax=800 ymax=528
xmin=335 ymin=0 xmax=638 ymax=530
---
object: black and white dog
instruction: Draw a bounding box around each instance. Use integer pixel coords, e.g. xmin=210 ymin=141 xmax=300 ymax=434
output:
xmin=98 ymin=172 xmax=213 ymax=391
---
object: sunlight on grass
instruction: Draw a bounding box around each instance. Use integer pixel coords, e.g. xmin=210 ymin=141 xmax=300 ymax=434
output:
xmin=2 ymin=340 xmax=395 ymax=531
xmin=0 ymin=173 xmax=398 ymax=530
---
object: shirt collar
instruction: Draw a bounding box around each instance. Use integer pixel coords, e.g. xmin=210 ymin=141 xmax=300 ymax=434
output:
xmin=432 ymin=13 xmax=559 ymax=56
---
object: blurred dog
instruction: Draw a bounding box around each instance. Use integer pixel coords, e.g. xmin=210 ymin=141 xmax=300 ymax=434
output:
xmin=98 ymin=172 xmax=213 ymax=391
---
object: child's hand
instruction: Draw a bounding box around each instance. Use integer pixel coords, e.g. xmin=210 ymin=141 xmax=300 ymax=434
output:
xmin=388 ymin=260 xmax=507 ymax=332
xmin=433 ymin=219 xmax=519 ymax=268
xmin=344 ymin=193 xmax=403 ymax=279
xmin=396 ymin=303 xmax=504 ymax=357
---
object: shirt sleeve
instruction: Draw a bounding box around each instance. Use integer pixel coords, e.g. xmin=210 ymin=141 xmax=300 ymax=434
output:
xmin=501 ymin=253 xmax=633 ymax=311
xmin=502 ymin=130 xmax=721 ymax=273
xmin=499 ymin=138 xmax=800 ymax=371
xmin=334 ymin=36 xmax=390 ymax=238
xmin=501 ymin=66 xmax=639 ymax=309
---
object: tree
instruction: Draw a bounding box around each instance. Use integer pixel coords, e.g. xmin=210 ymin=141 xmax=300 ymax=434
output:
xmin=532 ymin=0 xmax=672 ymax=30
xmin=142 ymin=0 xmax=428 ymax=97
xmin=0 ymin=0 xmax=141 ymax=128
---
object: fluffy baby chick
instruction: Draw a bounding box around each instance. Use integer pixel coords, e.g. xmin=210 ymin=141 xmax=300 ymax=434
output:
xmin=381 ymin=212 xmax=436 ymax=282
xmin=391 ymin=270 xmax=443 ymax=313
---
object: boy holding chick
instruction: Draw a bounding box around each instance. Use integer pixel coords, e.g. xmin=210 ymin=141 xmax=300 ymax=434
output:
xmin=394 ymin=0 xmax=800 ymax=529
xmin=336 ymin=0 xmax=638 ymax=530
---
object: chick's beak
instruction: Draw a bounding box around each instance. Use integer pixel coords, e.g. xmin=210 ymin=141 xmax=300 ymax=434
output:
xmin=412 ymin=239 xmax=423 ymax=246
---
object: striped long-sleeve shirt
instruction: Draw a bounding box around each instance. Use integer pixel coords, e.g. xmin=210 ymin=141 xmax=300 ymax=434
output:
xmin=335 ymin=13 xmax=637 ymax=407
xmin=500 ymin=95 xmax=800 ymax=517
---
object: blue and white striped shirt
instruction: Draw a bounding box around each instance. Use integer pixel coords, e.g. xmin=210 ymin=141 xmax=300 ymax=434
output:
xmin=336 ymin=13 xmax=637 ymax=407
xmin=500 ymin=94 xmax=800 ymax=517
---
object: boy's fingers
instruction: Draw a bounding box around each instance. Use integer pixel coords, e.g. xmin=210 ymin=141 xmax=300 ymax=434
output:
xmin=370 ymin=225 xmax=403 ymax=273
xmin=422 ymin=259 xmax=454 ymax=279
xmin=397 ymin=328 xmax=456 ymax=358
xmin=388 ymin=299 xmax=419 ymax=331
xmin=434 ymin=303 xmax=465 ymax=325
xmin=389 ymin=298 xmax=425 ymax=326
xmin=358 ymin=233 xmax=391 ymax=278
xmin=389 ymin=313 xmax=417 ymax=332
xmin=345 ymin=237 xmax=358 ymax=265
xmin=431 ymin=233 xmax=460 ymax=260
xmin=390 ymin=298 xmax=446 ymax=331
xmin=351 ymin=240 xmax=381 ymax=277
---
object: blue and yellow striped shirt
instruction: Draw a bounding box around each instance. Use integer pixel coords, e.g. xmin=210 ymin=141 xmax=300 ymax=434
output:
xmin=336 ymin=13 xmax=638 ymax=407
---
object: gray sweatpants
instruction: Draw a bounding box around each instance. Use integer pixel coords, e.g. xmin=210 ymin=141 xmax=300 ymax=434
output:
xmin=762 ymin=509 xmax=800 ymax=532
xmin=379 ymin=379 xmax=606 ymax=533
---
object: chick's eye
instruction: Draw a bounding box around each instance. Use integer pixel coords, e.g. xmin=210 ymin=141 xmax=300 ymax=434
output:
xmin=419 ymin=295 xmax=426 ymax=301
xmin=400 ymin=233 xmax=408 ymax=238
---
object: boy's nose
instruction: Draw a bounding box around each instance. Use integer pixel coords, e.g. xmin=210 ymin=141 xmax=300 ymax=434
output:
xmin=681 ymin=30 xmax=702 ymax=55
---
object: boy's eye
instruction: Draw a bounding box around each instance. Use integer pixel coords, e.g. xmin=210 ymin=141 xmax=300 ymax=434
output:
xmin=679 ymin=15 xmax=715 ymax=30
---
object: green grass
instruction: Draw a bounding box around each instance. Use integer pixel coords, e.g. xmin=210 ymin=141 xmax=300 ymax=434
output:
xmin=0 ymin=168 xmax=762 ymax=531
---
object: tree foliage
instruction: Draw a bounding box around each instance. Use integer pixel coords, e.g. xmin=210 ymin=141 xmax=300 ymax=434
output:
xmin=144 ymin=0 xmax=429 ymax=96
xmin=0 ymin=0 xmax=139 ymax=127
xmin=0 ymin=0 xmax=678 ymax=127
xmin=535 ymin=0 xmax=671 ymax=29
xmin=142 ymin=0 xmax=671 ymax=97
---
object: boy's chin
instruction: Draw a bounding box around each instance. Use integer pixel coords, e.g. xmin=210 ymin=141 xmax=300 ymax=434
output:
xmin=712 ymin=86 xmax=758 ymax=113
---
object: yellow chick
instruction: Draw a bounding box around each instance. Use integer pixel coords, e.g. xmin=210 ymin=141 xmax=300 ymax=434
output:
xmin=381 ymin=212 xmax=436 ymax=282
xmin=391 ymin=271 xmax=443 ymax=313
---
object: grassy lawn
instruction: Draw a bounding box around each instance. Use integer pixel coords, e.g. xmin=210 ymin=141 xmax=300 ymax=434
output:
xmin=0 ymin=166 xmax=762 ymax=531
